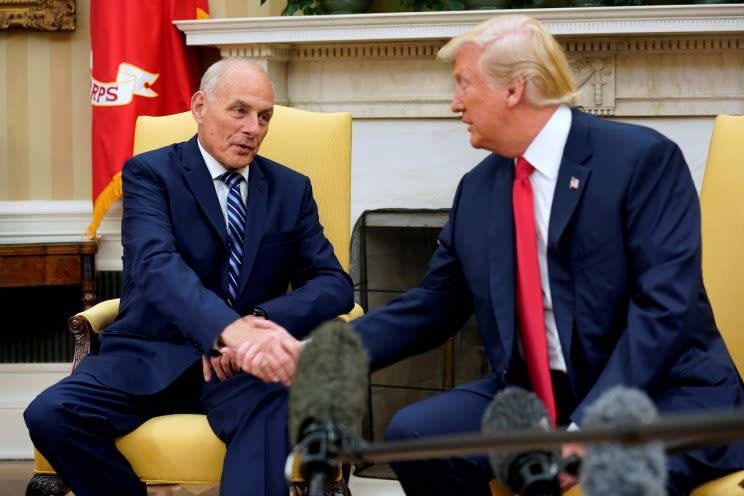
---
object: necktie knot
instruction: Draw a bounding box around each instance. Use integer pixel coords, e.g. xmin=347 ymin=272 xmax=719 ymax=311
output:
xmin=515 ymin=157 xmax=534 ymax=180
xmin=220 ymin=171 xmax=243 ymax=188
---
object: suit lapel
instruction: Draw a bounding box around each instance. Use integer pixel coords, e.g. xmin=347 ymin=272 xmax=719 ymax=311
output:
xmin=547 ymin=109 xmax=592 ymax=371
xmin=182 ymin=136 xmax=226 ymax=244
xmin=237 ymin=157 xmax=268 ymax=295
xmin=548 ymin=110 xmax=592 ymax=250
xmin=487 ymin=157 xmax=517 ymax=358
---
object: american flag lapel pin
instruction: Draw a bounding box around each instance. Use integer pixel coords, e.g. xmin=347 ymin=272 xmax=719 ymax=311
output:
xmin=569 ymin=176 xmax=580 ymax=190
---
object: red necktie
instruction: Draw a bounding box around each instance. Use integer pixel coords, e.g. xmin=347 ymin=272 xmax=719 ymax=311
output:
xmin=513 ymin=157 xmax=557 ymax=425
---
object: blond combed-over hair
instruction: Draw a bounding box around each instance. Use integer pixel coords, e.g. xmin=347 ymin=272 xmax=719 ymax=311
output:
xmin=438 ymin=15 xmax=577 ymax=107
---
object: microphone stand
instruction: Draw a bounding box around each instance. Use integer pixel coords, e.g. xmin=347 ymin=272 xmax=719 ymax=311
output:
xmin=333 ymin=410 xmax=744 ymax=465
xmin=297 ymin=421 xmax=358 ymax=496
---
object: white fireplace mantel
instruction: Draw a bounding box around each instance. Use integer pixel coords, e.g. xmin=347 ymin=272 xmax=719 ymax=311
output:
xmin=176 ymin=6 xmax=744 ymax=118
xmin=175 ymin=5 xmax=744 ymax=44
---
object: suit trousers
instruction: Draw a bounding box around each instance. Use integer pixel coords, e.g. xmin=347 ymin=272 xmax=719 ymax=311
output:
xmin=383 ymin=373 xmax=725 ymax=496
xmin=24 ymin=362 xmax=291 ymax=496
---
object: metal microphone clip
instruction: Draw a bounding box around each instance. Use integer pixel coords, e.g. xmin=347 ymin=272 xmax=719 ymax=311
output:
xmin=296 ymin=421 xmax=366 ymax=496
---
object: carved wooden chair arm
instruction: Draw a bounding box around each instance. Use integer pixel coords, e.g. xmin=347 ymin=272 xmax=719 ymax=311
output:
xmin=67 ymin=298 xmax=120 ymax=371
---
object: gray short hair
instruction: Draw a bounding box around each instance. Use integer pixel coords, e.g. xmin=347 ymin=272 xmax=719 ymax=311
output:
xmin=199 ymin=58 xmax=273 ymax=100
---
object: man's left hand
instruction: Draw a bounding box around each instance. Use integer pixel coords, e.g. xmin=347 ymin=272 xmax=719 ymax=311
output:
xmin=201 ymin=354 xmax=241 ymax=382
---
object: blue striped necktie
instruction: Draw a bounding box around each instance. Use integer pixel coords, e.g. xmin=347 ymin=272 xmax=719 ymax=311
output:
xmin=220 ymin=171 xmax=246 ymax=307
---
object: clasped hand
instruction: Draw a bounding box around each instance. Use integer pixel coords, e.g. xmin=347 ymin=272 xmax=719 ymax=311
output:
xmin=202 ymin=315 xmax=300 ymax=386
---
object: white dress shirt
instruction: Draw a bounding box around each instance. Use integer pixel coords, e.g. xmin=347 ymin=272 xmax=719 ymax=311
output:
xmin=519 ymin=104 xmax=572 ymax=373
xmin=197 ymin=139 xmax=250 ymax=226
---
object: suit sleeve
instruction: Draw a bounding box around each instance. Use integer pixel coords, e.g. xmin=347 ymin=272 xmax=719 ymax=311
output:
xmin=122 ymin=156 xmax=239 ymax=353
xmin=256 ymin=178 xmax=354 ymax=338
xmin=351 ymin=178 xmax=474 ymax=371
xmin=572 ymin=138 xmax=702 ymax=423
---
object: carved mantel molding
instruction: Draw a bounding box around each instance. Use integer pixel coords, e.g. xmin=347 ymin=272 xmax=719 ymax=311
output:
xmin=175 ymin=5 xmax=744 ymax=43
xmin=176 ymin=6 xmax=744 ymax=118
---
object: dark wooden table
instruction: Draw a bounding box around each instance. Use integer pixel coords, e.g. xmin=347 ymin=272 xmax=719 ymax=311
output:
xmin=0 ymin=238 xmax=98 ymax=310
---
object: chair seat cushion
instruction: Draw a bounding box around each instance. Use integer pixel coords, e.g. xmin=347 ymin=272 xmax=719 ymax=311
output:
xmin=35 ymin=414 xmax=226 ymax=484
xmin=488 ymin=471 xmax=744 ymax=496
xmin=489 ymin=479 xmax=582 ymax=495
xmin=690 ymin=470 xmax=744 ymax=496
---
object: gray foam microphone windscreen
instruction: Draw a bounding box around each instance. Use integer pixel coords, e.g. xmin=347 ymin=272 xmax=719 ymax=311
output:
xmin=481 ymin=387 xmax=558 ymax=492
xmin=580 ymin=386 xmax=667 ymax=496
xmin=289 ymin=320 xmax=369 ymax=444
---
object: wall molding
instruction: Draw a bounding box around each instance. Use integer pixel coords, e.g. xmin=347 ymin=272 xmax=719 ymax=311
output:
xmin=0 ymin=201 xmax=123 ymax=271
xmin=565 ymin=36 xmax=744 ymax=53
xmin=0 ymin=363 xmax=69 ymax=459
xmin=222 ymin=44 xmax=292 ymax=60
xmin=291 ymin=42 xmax=445 ymax=60
xmin=217 ymin=36 xmax=744 ymax=60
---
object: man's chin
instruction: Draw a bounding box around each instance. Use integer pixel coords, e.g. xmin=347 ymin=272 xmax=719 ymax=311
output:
xmin=227 ymin=155 xmax=255 ymax=169
xmin=469 ymin=135 xmax=484 ymax=150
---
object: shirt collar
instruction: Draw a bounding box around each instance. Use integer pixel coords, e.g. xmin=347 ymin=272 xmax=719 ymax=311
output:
xmin=521 ymin=104 xmax=572 ymax=181
xmin=197 ymin=138 xmax=250 ymax=182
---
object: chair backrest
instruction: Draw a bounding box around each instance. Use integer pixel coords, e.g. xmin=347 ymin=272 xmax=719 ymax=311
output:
xmin=700 ymin=115 xmax=744 ymax=380
xmin=132 ymin=106 xmax=352 ymax=271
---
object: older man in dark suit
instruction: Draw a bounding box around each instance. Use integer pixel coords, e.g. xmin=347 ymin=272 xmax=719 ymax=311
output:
xmin=344 ymin=15 xmax=743 ymax=496
xmin=25 ymin=58 xmax=354 ymax=496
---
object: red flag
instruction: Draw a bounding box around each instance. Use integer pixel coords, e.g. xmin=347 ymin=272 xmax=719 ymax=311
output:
xmin=88 ymin=0 xmax=208 ymax=238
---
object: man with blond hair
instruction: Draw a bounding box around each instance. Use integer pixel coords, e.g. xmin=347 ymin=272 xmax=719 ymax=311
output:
xmin=345 ymin=15 xmax=744 ymax=495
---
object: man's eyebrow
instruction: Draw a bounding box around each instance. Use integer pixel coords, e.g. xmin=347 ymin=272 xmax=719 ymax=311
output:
xmin=228 ymin=99 xmax=273 ymax=114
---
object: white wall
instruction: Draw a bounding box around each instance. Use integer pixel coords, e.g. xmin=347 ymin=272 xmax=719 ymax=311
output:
xmin=349 ymin=116 xmax=715 ymax=227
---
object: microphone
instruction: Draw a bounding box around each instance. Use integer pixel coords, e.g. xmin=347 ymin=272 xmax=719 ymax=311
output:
xmin=288 ymin=320 xmax=369 ymax=496
xmin=580 ymin=386 xmax=667 ymax=496
xmin=481 ymin=387 xmax=561 ymax=496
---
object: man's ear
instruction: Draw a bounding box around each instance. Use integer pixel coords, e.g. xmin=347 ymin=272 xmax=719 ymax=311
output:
xmin=505 ymin=76 xmax=526 ymax=108
xmin=191 ymin=91 xmax=206 ymax=123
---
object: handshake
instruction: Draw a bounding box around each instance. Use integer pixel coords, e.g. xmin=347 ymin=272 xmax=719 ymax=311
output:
xmin=203 ymin=313 xmax=303 ymax=385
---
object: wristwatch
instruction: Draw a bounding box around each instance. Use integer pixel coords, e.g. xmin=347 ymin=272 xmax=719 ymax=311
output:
xmin=251 ymin=307 xmax=268 ymax=319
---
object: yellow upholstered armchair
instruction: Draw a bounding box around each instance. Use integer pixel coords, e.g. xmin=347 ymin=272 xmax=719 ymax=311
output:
xmin=692 ymin=114 xmax=744 ymax=496
xmin=28 ymin=106 xmax=363 ymax=495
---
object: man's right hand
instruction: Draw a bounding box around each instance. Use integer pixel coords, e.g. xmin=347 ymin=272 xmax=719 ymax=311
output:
xmin=559 ymin=443 xmax=585 ymax=492
xmin=218 ymin=315 xmax=301 ymax=386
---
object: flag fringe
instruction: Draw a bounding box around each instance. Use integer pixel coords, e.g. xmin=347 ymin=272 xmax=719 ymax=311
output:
xmin=87 ymin=172 xmax=123 ymax=239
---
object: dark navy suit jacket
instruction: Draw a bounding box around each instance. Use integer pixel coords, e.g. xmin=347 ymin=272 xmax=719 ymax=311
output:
xmin=76 ymin=135 xmax=354 ymax=395
xmin=354 ymin=109 xmax=743 ymax=434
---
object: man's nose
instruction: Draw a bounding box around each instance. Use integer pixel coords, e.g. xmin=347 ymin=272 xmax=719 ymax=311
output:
xmin=450 ymin=93 xmax=463 ymax=113
xmin=241 ymin=114 xmax=260 ymax=135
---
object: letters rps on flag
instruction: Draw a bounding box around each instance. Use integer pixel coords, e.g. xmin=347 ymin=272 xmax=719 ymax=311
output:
xmin=88 ymin=0 xmax=208 ymax=238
